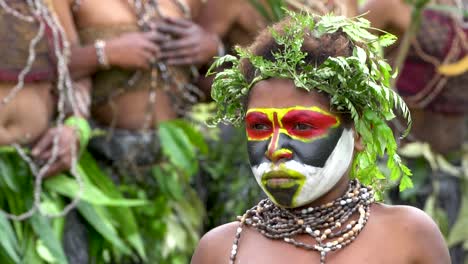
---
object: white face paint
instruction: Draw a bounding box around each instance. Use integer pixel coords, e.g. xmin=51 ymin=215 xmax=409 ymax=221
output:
xmin=251 ymin=128 xmax=355 ymax=208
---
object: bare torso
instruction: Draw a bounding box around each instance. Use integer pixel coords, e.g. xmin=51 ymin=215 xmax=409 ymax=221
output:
xmin=72 ymin=0 xmax=199 ymax=129
xmin=0 ymin=82 xmax=54 ymax=145
xmin=0 ymin=82 xmax=54 ymax=146
xmin=0 ymin=0 xmax=57 ymax=145
xmin=192 ymin=203 xmax=450 ymax=264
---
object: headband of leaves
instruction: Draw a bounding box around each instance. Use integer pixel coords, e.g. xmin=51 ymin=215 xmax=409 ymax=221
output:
xmin=207 ymin=12 xmax=413 ymax=194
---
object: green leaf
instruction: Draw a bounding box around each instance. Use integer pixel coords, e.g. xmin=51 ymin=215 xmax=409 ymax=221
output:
xmin=30 ymin=214 xmax=68 ymax=264
xmin=448 ymin=189 xmax=468 ymax=247
xmin=248 ymin=0 xmax=273 ymax=22
xmin=378 ymin=33 xmax=398 ymax=47
xmin=0 ymin=155 xmax=19 ymax=192
xmin=0 ymin=214 xmax=20 ymax=263
xmin=399 ymin=175 xmax=414 ymax=192
xmin=77 ymin=202 xmax=132 ymax=255
xmin=36 ymin=239 xmax=57 ymax=263
xmin=159 ymin=121 xmax=197 ymax=175
xmin=44 ymin=175 xmax=147 ymax=207
xmin=171 ymin=120 xmax=209 ymax=155
xmin=77 ymin=152 xmax=147 ymax=259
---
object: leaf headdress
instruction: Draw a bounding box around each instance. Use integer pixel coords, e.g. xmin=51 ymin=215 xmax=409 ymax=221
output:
xmin=207 ymin=12 xmax=413 ymax=194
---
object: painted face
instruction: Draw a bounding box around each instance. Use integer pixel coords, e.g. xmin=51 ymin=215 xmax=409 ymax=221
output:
xmin=246 ymin=106 xmax=355 ymax=208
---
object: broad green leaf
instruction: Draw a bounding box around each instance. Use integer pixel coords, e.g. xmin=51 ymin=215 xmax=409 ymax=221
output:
xmin=0 ymin=155 xmax=19 ymax=192
xmin=36 ymin=240 xmax=57 ymax=263
xmin=159 ymin=122 xmax=197 ymax=175
xmin=0 ymin=214 xmax=20 ymax=263
xmin=448 ymin=189 xmax=468 ymax=247
xmin=30 ymin=215 xmax=68 ymax=264
xmin=78 ymin=151 xmax=147 ymax=259
xmin=78 ymin=152 xmax=120 ymax=196
xmin=44 ymin=175 xmax=147 ymax=207
xmin=77 ymin=202 xmax=132 ymax=255
xmin=248 ymin=0 xmax=272 ymax=22
xmin=171 ymin=120 xmax=209 ymax=155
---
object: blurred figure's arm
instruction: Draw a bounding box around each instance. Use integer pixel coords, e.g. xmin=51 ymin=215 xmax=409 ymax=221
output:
xmin=52 ymin=0 xmax=163 ymax=79
xmin=346 ymin=0 xmax=359 ymax=17
xmin=360 ymin=0 xmax=411 ymax=33
xmin=195 ymin=0 xmax=240 ymax=37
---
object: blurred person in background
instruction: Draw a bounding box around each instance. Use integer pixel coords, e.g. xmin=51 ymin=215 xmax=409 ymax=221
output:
xmin=197 ymin=0 xmax=358 ymax=49
xmin=196 ymin=0 xmax=359 ymax=92
xmin=52 ymin=0 xmax=221 ymax=262
xmin=0 ymin=0 xmax=91 ymax=263
xmin=362 ymin=0 xmax=467 ymax=262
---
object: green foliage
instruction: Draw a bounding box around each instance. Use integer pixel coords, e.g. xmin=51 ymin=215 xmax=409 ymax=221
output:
xmin=448 ymin=182 xmax=468 ymax=247
xmin=248 ymin=0 xmax=286 ymax=23
xmin=0 ymin=214 xmax=20 ymax=263
xmin=201 ymin=125 xmax=262 ymax=229
xmin=208 ymin=12 xmax=413 ymax=193
xmin=0 ymin=150 xmax=68 ymax=264
xmin=0 ymin=118 xmax=207 ymax=264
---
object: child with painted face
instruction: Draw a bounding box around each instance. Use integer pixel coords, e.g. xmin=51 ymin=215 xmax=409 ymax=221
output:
xmin=246 ymin=80 xmax=355 ymax=209
xmin=192 ymin=13 xmax=450 ymax=264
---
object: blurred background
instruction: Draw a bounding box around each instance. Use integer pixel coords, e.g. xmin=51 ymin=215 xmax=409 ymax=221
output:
xmin=0 ymin=0 xmax=466 ymax=263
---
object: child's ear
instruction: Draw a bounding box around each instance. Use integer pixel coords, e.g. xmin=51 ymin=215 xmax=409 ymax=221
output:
xmin=353 ymin=127 xmax=364 ymax=152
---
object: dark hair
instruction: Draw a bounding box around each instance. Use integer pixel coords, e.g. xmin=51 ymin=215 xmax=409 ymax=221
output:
xmin=241 ymin=18 xmax=355 ymax=125
xmin=240 ymin=18 xmax=354 ymax=83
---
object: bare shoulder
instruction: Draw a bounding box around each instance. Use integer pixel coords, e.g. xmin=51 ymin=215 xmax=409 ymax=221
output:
xmin=372 ymin=203 xmax=451 ymax=264
xmin=191 ymin=221 xmax=240 ymax=264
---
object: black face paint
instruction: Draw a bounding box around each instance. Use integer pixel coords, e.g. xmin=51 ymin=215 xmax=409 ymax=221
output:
xmin=247 ymin=126 xmax=344 ymax=167
xmin=265 ymin=184 xmax=300 ymax=207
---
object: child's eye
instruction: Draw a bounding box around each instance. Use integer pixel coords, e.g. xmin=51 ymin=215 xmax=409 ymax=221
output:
xmin=252 ymin=123 xmax=271 ymax=130
xmin=293 ymin=123 xmax=313 ymax=130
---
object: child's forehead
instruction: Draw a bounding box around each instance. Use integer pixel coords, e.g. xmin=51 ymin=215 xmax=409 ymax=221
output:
xmin=247 ymin=79 xmax=331 ymax=110
xmin=246 ymin=106 xmax=331 ymax=114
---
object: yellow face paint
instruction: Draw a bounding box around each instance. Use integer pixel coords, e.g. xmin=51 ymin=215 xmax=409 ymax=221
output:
xmin=245 ymin=106 xmax=340 ymax=159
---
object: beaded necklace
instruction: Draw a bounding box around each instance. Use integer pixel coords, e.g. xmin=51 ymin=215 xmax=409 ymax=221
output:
xmin=230 ymin=180 xmax=374 ymax=264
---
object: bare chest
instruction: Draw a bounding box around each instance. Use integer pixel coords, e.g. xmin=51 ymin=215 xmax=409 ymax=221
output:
xmin=75 ymin=0 xmax=187 ymax=28
xmin=235 ymin=245 xmax=405 ymax=264
xmin=232 ymin=226 xmax=411 ymax=264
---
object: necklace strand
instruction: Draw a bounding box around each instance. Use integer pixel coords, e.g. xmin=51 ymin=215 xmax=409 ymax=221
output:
xmin=230 ymin=180 xmax=374 ymax=264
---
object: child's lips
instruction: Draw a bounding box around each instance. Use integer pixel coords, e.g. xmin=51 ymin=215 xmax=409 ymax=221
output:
xmin=262 ymin=169 xmax=304 ymax=188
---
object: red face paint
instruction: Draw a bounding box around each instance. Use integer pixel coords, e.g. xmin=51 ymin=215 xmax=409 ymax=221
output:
xmin=282 ymin=109 xmax=338 ymax=140
xmin=246 ymin=107 xmax=339 ymax=142
xmin=245 ymin=111 xmax=273 ymax=140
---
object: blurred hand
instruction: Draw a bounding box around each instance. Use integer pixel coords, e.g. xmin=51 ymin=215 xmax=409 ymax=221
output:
xmin=106 ymin=31 xmax=169 ymax=70
xmin=31 ymin=126 xmax=79 ymax=178
xmin=158 ymin=17 xmax=220 ymax=66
